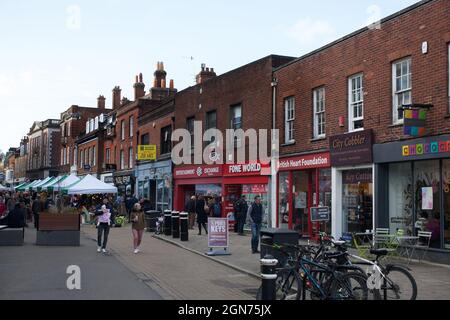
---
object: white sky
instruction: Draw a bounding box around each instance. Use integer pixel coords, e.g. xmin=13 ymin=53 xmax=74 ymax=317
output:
xmin=0 ymin=0 xmax=419 ymax=152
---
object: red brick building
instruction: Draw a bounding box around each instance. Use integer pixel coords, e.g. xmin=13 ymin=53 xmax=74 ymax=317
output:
xmin=58 ymin=100 xmax=109 ymax=177
xmin=109 ymin=63 xmax=177 ymax=197
xmin=273 ymin=0 xmax=450 ymax=258
xmin=172 ymin=55 xmax=295 ymax=221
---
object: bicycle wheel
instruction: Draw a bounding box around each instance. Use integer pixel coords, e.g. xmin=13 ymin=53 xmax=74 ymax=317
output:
xmin=256 ymin=268 xmax=302 ymax=300
xmin=377 ymin=266 xmax=417 ymax=300
xmin=329 ymin=272 xmax=369 ymax=300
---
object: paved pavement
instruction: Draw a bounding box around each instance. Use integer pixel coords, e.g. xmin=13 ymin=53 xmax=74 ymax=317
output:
xmin=0 ymin=228 xmax=162 ymax=300
xmin=81 ymin=225 xmax=260 ymax=300
xmin=153 ymin=227 xmax=450 ymax=300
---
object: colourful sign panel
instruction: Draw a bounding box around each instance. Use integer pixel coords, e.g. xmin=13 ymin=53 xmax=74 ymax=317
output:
xmin=403 ymin=109 xmax=427 ymax=136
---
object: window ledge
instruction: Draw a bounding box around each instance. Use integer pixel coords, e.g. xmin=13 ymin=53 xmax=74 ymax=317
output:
xmin=388 ymin=123 xmax=403 ymax=128
xmin=310 ymin=137 xmax=326 ymax=142
xmin=445 ymin=114 xmax=450 ymax=119
xmin=281 ymin=141 xmax=296 ymax=147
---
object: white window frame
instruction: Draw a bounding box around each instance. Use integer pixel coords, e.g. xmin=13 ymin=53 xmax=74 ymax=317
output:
xmin=129 ymin=147 xmax=133 ymax=169
xmin=348 ymin=73 xmax=364 ymax=132
xmin=120 ymin=150 xmax=124 ymax=170
xmin=92 ymin=146 xmax=96 ymax=166
xmin=73 ymin=148 xmax=77 ymax=167
xmin=284 ymin=97 xmax=295 ymax=143
xmin=129 ymin=116 xmax=134 ymax=138
xmin=106 ymin=148 xmax=110 ymax=164
xmin=392 ymin=57 xmax=412 ymax=124
xmin=313 ymin=87 xmax=326 ymax=139
xmin=121 ymin=120 xmax=125 ymax=140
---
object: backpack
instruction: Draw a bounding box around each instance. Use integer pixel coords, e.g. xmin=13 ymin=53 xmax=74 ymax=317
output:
xmin=213 ymin=203 xmax=221 ymax=217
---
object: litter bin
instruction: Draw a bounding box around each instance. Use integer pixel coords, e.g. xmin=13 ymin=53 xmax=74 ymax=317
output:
xmin=260 ymin=228 xmax=299 ymax=267
xmin=164 ymin=210 xmax=172 ymax=236
xmin=144 ymin=210 xmax=160 ymax=232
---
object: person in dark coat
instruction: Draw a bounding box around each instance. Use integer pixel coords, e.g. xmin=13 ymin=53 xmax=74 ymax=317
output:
xmin=7 ymin=202 xmax=26 ymax=228
xmin=31 ymin=196 xmax=41 ymax=229
xmin=195 ymin=195 xmax=208 ymax=235
xmin=185 ymin=195 xmax=196 ymax=230
xmin=246 ymin=196 xmax=264 ymax=254
xmin=234 ymin=195 xmax=248 ymax=235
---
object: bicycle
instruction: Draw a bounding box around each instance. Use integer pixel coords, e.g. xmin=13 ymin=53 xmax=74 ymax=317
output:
xmin=256 ymin=243 xmax=369 ymax=300
xmin=318 ymin=233 xmax=417 ymax=300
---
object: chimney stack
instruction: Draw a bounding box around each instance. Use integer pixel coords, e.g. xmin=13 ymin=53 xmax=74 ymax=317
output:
xmin=196 ymin=64 xmax=217 ymax=84
xmin=112 ymin=86 xmax=121 ymax=109
xmin=153 ymin=61 xmax=167 ymax=88
xmin=97 ymin=95 xmax=106 ymax=109
xmin=133 ymin=73 xmax=145 ymax=100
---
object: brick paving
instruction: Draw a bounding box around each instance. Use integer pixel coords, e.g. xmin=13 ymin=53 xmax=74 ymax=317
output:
xmin=152 ymin=228 xmax=450 ymax=300
xmin=81 ymin=225 xmax=260 ymax=300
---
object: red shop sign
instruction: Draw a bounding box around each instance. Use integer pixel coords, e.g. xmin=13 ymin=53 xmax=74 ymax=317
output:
xmin=174 ymin=165 xmax=222 ymax=179
xmin=223 ymin=162 xmax=271 ymax=176
xmin=277 ymin=152 xmax=330 ymax=171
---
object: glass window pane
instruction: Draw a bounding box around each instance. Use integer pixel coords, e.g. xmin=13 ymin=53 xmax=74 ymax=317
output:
xmin=414 ymin=160 xmax=441 ymax=248
xmin=443 ymin=160 xmax=450 ymax=249
xmin=389 ymin=163 xmax=413 ymax=235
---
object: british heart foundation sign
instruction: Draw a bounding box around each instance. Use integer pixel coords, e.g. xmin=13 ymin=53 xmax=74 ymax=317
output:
xmin=330 ymin=129 xmax=373 ymax=166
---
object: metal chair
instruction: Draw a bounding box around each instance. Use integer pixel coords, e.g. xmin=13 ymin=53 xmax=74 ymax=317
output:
xmin=412 ymin=231 xmax=432 ymax=263
xmin=352 ymin=233 xmax=371 ymax=258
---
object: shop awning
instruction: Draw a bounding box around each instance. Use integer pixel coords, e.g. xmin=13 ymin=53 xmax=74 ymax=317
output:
xmin=48 ymin=174 xmax=79 ymax=192
xmin=32 ymin=177 xmax=53 ymax=191
xmin=64 ymin=174 xmax=118 ymax=195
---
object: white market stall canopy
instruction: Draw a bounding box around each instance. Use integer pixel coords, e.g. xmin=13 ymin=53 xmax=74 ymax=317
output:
xmin=48 ymin=174 xmax=80 ymax=192
xmin=0 ymin=184 xmax=10 ymax=191
xmin=25 ymin=180 xmax=42 ymax=191
xmin=31 ymin=176 xmax=53 ymax=191
xmin=65 ymin=174 xmax=118 ymax=195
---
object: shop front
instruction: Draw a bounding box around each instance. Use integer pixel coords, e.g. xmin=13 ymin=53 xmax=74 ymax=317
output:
xmin=113 ymin=170 xmax=135 ymax=197
xmin=276 ymin=152 xmax=331 ymax=239
xmin=173 ymin=164 xmax=223 ymax=212
xmin=173 ymin=162 xmax=271 ymax=225
xmin=374 ymin=134 xmax=450 ymax=260
xmin=222 ymin=162 xmax=271 ymax=228
xmin=100 ymin=173 xmax=114 ymax=185
xmin=135 ymin=159 xmax=172 ymax=212
xmin=330 ymin=129 xmax=374 ymax=240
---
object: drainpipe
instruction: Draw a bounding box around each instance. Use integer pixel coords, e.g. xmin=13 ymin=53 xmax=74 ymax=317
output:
xmin=270 ymin=78 xmax=278 ymax=228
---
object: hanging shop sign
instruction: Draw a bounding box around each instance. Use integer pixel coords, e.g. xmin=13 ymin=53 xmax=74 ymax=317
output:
xmin=330 ymin=130 xmax=373 ymax=166
xmin=399 ymin=104 xmax=433 ymax=137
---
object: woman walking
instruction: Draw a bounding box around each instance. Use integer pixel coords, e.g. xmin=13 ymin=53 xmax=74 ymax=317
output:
xmin=195 ymin=195 xmax=208 ymax=235
xmin=131 ymin=203 xmax=145 ymax=254
xmin=96 ymin=205 xmax=111 ymax=253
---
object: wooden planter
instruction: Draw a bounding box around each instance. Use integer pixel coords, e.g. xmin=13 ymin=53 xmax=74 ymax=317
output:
xmin=37 ymin=213 xmax=80 ymax=246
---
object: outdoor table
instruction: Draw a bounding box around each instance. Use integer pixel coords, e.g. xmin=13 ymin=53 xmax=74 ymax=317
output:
xmin=396 ymin=236 xmax=419 ymax=263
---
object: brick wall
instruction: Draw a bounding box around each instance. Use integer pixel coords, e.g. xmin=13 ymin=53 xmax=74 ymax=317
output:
xmin=274 ymin=0 xmax=450 ymax=157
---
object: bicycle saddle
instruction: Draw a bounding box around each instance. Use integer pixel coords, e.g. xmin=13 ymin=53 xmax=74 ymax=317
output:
xmin=370 ymin=248 xmax=388 ymax=256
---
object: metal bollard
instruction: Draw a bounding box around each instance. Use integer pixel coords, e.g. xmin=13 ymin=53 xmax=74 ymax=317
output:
xmin=164 ymin=210 xmax=172 ymax=236
xmin=260 ymin=255 xmax=278 ymax=300
xmin=179 ymin=212 xmax=189 ymax=242
xmin=172 ymin=211 xmax=180 ymax=239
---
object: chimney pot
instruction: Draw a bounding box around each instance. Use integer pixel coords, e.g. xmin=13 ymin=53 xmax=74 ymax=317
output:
xmin=169 ymin=79 xmax=174 ymax=89
xmin=139 ymin=73 xmax=143 ymax=83
xmin=211 ymin=68 xmax=214 ymax=73
xmin=160 ymin=62 xmax=164 ymax=71
xmin=206 ymin=67 xmax=210 ymax=72
xmin=161 ymin=79 xmax=166 ymax=88
xmin=135 ymin=75 xmax=138 ymax=83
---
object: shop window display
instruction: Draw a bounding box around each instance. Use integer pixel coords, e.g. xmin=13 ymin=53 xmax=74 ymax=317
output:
xmin=278 ymin=172 xmax=290 ymax=229
xmin=389 ymin=163 xmax=413 ymax=235
xmin=414 ymin=160 xmax=441 ymax=248
xmin=444 ymin=160 xmax=450 ymax=249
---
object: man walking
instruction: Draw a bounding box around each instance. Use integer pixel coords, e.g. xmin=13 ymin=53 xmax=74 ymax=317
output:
xmin=185 ymin=195 xmax=196 ymax=229
xmin=247 ymin=196 xmax=264 ymax=254
xmin=234 ymin=195 xmax=248 ymax=236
